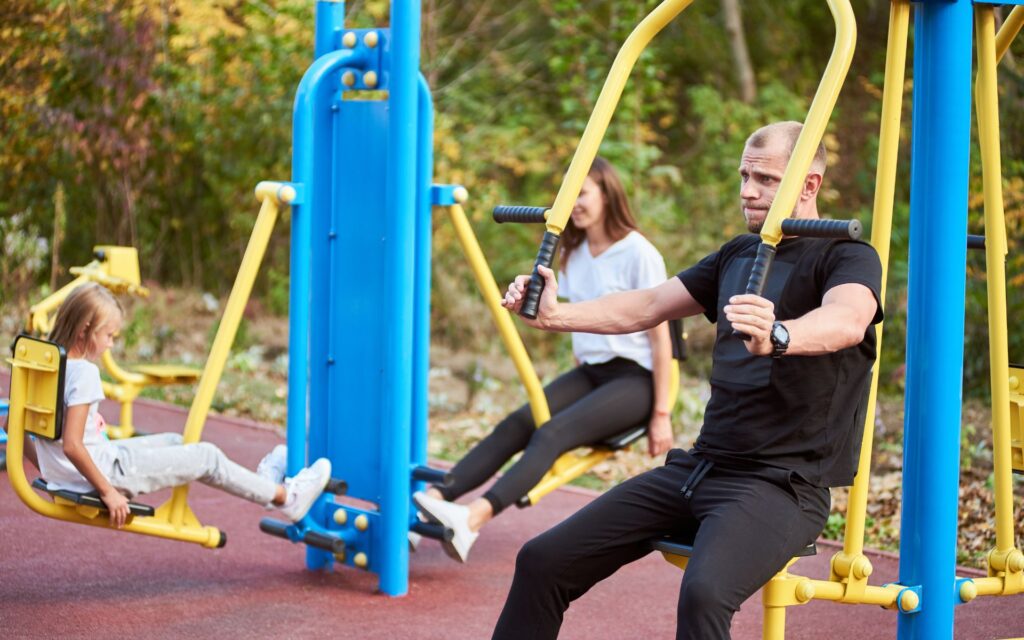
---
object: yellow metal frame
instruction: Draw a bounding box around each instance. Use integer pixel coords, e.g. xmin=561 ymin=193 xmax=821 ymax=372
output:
xmin=443 ymin=192 xmax=681 ymax=507
xmin=5 ymin=182 xmax=294 ymax=548
xmin=26 ymin=245 xmax=202 ymax=439
xmin=968 ymin=4 xmax=1024 ymax=599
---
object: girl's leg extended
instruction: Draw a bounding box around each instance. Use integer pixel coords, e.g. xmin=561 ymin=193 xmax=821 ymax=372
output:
xmin=109 ymin=441 xmax=277 ymax=505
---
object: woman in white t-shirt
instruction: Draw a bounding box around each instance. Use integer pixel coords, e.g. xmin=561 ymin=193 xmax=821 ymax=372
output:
xmin=414 ymin=157 xmax=674 ymax=562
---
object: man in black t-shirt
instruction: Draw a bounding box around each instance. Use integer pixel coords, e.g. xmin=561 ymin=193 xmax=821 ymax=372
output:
xmin=493 ymin=121 xmax=883 ymax=640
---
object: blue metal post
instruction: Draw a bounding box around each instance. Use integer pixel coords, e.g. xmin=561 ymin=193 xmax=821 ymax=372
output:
xmin=899 ymin=2 xmax=973 ymax=638
xmin=411 ymin=75 xmax=434 ymax=489
xmin=314 ymin=0 xmax=345 ymax=59
xmin=379 ymin=0 xmax=420 ymax=596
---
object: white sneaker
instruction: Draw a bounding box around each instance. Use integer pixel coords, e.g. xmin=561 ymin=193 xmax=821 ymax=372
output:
xmin=279 ymin=458 xmax=332 ymax=523
xmin=412 ymin=491 xmax=478 ymax=563
xmin=257 ymin=444 xmax=288 ymax=484
xmin=408 ymin=530 xmax=423 ymax=552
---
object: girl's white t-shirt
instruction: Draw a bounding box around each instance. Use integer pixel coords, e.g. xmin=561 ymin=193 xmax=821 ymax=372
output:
xmin=35 ymin=359 xmax=118 ymax=492
xmin=558 ymin=230 xmax=667 ymax=370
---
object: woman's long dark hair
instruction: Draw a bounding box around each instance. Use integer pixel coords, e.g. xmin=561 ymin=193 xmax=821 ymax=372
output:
xmin=559 ymin=157 xmax=639 ymax=264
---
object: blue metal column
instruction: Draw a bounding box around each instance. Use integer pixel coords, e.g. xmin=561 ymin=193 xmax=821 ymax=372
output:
xmin=411 ymin=75 xmax=434 ymax=489
xmin=314 ymin=0 xmax=344 ymax=59
xmin=379 ymin=0 xmax=420 ymax=596
xmin=898 ymin=2 xmax=973 ymax=638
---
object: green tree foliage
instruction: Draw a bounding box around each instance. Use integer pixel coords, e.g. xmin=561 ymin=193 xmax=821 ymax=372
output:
xmin=3 ymin=1 xmax=1024 ymax=393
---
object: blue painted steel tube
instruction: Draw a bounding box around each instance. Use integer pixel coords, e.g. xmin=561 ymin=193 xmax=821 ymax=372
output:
xmin=288 ymin=49 xmax=361 ymax=486
xmin=411 ymin=74 xmax=433 ymax=489
xmin=898 ymin=2 xmax=973 ymax=639
xmin=379 ymin=0 xmax=420 ymax=597
xmin=314 ymin=1 xmax=345 ymax=59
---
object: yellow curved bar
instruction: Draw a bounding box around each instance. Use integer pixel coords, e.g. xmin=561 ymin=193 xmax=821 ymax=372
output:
xmin=446 ymin=202 xmax=550 ymax=426
xmin=976 ymin=5 xmax=1019 ymax=564
xmin=758 ymin=0 xmax=856 ymax=246
xmin=27 ymin=274 xmax=91 ymax=334
xmin=839 ymin=0 xmax=908 ymax=565
xmin=168 ymin=181 xmax=288 ymax=525
xmin=995 ymin=6 xmax=1024 ymax=64
xmin=543 ymin=0 xmax=696 ymax=236
xmin=100 ymin=349 xmax=147 ymax=385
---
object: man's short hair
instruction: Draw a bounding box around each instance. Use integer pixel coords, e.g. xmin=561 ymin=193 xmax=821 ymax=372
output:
xmin=746 ymin=121 xmax=827 ymax=176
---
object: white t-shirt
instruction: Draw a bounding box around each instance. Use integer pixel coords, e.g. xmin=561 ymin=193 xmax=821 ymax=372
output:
xmin=35 ymin=359 xmax=118 ymax=492
xmin=558 ymin=231 xmax=667 ymax=370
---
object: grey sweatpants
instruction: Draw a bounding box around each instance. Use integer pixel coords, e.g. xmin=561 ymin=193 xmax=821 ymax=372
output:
xmin=108 ymin=433 xmax=277 ymax=505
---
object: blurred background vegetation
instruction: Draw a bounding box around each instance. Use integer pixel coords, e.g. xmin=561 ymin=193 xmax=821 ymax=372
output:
xmin=2 ymin=0 xmax=1024 ymax=396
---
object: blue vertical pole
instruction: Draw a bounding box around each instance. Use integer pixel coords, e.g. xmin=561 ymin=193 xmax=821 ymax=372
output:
xmin=314 ymin=0 xmax=345 ymax=59
xmin=379 ymin=0 xmax=419 ymax=596
xmin=411 ymin=75 xmax=433 ymax=486
xmin=899 ymin=2 xmax=972 ymax=639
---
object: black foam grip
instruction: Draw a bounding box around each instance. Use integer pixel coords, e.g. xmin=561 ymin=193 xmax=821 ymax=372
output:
xmin=967 ymin=234 xmax=985 ymax=251
xmin=325 ymin=478 xmax=348 ymax=495
xmin=521 ymin=231 xmax=560 ymax=320
xmin=732 ymin=243 xmax=777 ymax=341
xmin=259 ymin=518 xmax=289 ymax=540
xmin=780 ymin=218 xmax=862 ymax=240
xmin=411 ymin=521 xmax=454 ymax=542
xmin=412 ymin=465 xmax=453 ymax=487
xmin=304 ymin=531 xmax=346 ymax=554
xmin=493 ymin=206 xmax=547 ymax=224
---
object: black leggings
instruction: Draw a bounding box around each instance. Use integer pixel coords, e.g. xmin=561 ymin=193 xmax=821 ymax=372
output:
xmin=436 ymin=357 xmax=653 ymax=514
xmin=492 ymin=449 xmax=831 ymax=640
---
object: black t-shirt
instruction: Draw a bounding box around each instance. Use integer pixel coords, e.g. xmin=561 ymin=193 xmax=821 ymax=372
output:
xmin=677 ymin=234 xmax=883 ymax=487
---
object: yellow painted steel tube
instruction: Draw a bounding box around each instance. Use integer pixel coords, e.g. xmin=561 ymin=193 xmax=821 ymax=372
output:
xmin=996 ymin=6 xmax=1024 ymax=64
xmin=841 ymin=0 xmax=909 ymax=562
xmin=447 ymin=202 xmax=551 ymax=427
xmin=542 ymin=0 xmax=696 ymax=236
xmin=757 ymin=0 xmax=856 ymax=246
xmin=5 ymin=369 xmax=222 ymax=548
xmin=975 ymin=6 xmax=1018 ymax=560
xmin=169 ymin=181 xmax=293 ymax=526
xmin=100 ymin=350 xmax=147 ymax=385
xmin=27 ymin=274 xmax=90 ymax=334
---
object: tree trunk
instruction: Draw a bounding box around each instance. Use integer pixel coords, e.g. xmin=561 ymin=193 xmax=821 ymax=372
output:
xmin=722 ymin=0 xmax=756 ymax=103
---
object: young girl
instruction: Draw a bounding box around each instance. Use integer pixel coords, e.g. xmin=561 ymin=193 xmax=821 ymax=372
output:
xmin=35 ymin=282 xmax=330 ymax=529
xmin=414 ymin=157 xmax=674 ymax=562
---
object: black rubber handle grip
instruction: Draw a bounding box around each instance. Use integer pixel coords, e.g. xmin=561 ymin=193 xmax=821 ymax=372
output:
xmin=967 ymin=234 xmax=985 ymax=251
xmin=259 ymin=517 xmax=289 ymax=540
xmin=732 ymin=243 xmax=777 ymax=341
xmin=493 ymin=206 xmax=547 ymax=224
xmin=325 ymin=478 xmax=348 ymax=495
xmin=412 ymin=465 xmax=453 ymax=487
xmin=521 ymin=231 xmax=560 ymax=320
xmin=304 ymin=530 xmax=346 ymax=554
xmin=411 ymin=521 xmax=454 ymax=542
xmin=781 ymin=218 xmax=862 ymax=240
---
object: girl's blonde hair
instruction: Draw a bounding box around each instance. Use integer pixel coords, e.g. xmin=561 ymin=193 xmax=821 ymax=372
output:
xmin=47 ymin=283 xmax=124 ymax=353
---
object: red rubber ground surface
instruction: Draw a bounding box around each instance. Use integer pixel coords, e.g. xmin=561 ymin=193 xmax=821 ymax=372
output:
xmin=1 ymin=375 xmax=1022 ymax=639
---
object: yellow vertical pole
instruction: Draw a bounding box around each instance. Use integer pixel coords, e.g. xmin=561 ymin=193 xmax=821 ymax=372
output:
xmin=841 ymin=0 xmax=909 ymax=562
xmin=974 ymin=6 xmax=1018 ymax=562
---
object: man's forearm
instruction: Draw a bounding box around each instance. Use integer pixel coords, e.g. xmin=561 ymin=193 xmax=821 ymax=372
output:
xmin=544 ymin=289 xmax=662 ymax=334
xmin=784 ymin=301 xmax=871 ymax=355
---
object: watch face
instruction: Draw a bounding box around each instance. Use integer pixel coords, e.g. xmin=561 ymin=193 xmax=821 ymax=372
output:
xmin=772 ymin=322 xmax=789 ymax=345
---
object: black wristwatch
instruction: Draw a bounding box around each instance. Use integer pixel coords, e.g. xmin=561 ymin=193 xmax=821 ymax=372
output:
xmin=769 ymin=321 xmax=790 ymax=359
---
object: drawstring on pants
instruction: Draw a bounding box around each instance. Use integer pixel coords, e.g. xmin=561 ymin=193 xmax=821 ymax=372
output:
xmin=680 ymin=458 xmax=714 ymax=500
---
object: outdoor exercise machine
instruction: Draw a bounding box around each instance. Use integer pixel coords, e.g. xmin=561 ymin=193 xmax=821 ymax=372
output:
xmin=4 ymin=184 xmax=315 ymax=548
xmin=26 ymin=246 xmax=201 ymax=439
xmin=503 ymin=1 xmax=1023 ymax=640
xmin=253 ymin=0 xmax=694 ymax=595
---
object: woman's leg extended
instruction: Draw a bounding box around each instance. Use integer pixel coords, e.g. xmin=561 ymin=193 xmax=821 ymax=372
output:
xmin=493 ymin=460 xmax=697 ymax=640
xmin=483 ymin=372 xmax=653 ymax=513
xmin=439 ymin=367 xmax=597 ymax=501
xmin=110 ymin=441 xmax=278 ymax=505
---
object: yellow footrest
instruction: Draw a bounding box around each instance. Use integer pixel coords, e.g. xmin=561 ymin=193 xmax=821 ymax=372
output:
xmin=130 ymin=363 xmax=202 ymax=384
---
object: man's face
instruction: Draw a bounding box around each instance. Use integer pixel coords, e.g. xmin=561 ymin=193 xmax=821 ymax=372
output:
xmin=738 ymin=140 xmax=789 ymax=233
